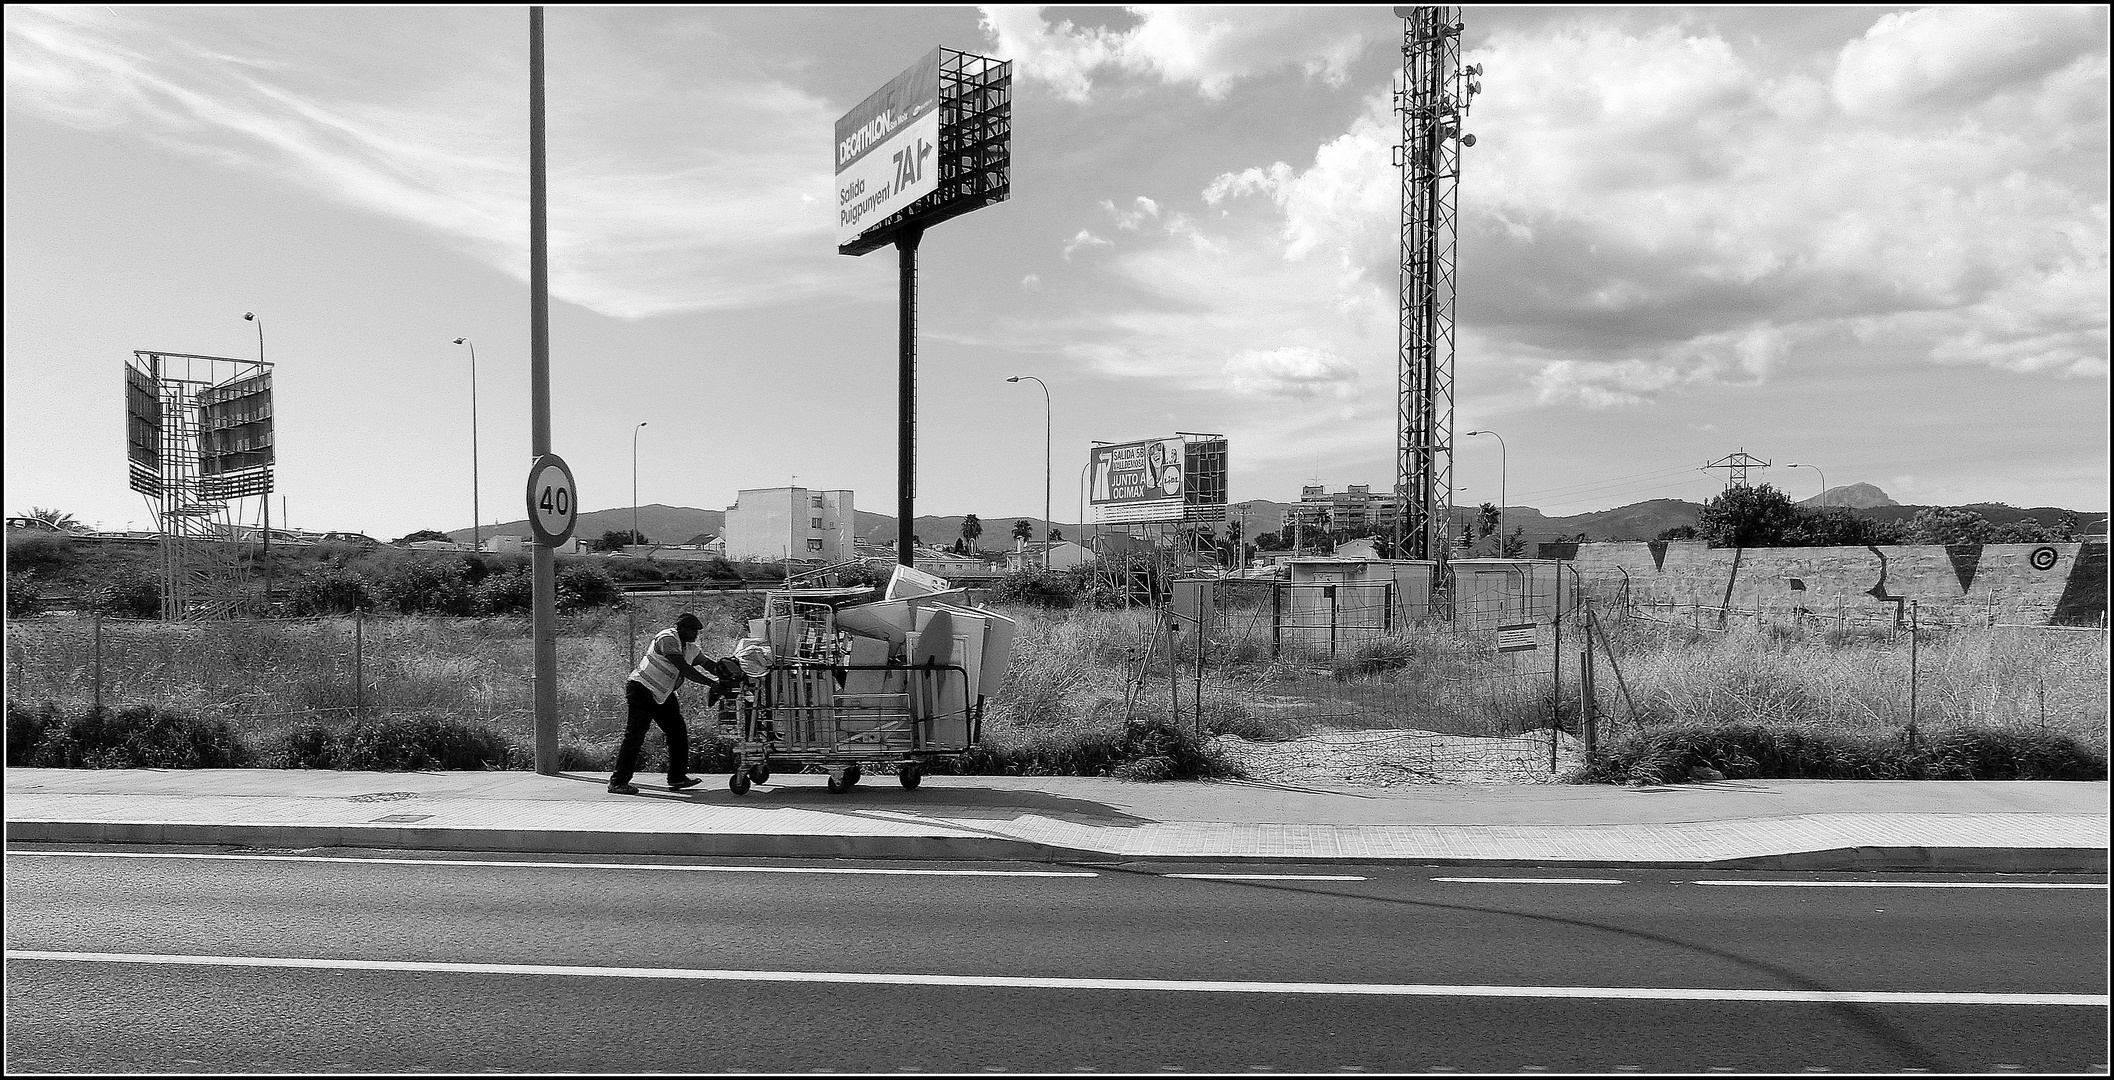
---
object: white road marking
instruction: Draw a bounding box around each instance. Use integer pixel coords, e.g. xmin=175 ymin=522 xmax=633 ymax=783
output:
xmin=7 ymin=951 xmax=2105 ymax=1007
xmin=1164 ymin=874 xmax=1367 ymax=881
xmin=1692 ymin=880 xmax=2107 ymax=889
xmin=1432 ymin=877 xmax=1624 ymax=885
xmin=1 ymin=851 xmax=1095 ymax=877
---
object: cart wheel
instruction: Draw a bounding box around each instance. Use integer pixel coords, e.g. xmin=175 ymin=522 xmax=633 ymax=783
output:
xmin=729 ymin=770 xmax=751 ymax=795
xmin=748 ymin=765 xmax=771 ymax=786
xmin=843 ymin=765 xmax=862 ymax=788
xmin=826 ymin=771 xmax=847 ymax=794
xmin=898 ymin=766 xmax=922 ymax=790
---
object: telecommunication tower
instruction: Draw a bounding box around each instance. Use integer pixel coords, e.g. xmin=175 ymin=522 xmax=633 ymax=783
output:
xmin=1704 ymin=448 xmax=1772 ymax=489
xmin=1391 ymin=6 xmax=1480 ymax=562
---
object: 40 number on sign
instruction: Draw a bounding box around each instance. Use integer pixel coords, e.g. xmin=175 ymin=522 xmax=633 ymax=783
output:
xmin=525 ymin=454 xmax=579 ymax=547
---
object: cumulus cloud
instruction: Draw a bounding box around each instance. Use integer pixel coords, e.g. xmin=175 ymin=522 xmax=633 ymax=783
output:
xmin=3 ymin=7 xmax=846 ymax=319
xmin=1062 ymin=229 xmax=1114 ymax=260
xmin=979 ymin=6 xmax=1373 ymax=102
xmin=1832 ymin=6 xmax=2106 ymax=119
xmin=1224 ymin=346 xmax=1360 ymax=399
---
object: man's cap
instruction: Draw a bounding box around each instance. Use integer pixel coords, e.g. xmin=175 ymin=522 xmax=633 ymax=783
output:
xmin=676 ymin=612 xmax=703 ymax=631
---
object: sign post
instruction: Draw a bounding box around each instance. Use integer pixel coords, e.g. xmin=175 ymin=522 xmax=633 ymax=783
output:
xmin=528 ymin=7 xmax=559 ymax=775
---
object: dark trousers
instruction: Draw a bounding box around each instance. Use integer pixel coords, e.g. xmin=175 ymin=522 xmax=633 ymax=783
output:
xmin=612 ymin=679 xmax=689 ymax=785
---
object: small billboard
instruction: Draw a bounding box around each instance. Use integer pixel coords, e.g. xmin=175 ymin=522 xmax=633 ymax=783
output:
xmin=197 ymin=369 xmax=274 ymax=499
xmin=125 ymin=365 xmax=162 ymax=496
xmin=836 ymin=48 xmax=943 ymax=248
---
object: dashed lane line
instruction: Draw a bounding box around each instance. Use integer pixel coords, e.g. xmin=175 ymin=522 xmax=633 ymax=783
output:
xmin=6 ymin=951 xmax=2105 ymax=1007
xmin=1432 ymin=877 xmax=1625 ymax=885
xmin=2 ymin=851 xmax=1097 ymax=877
xmin=1164 ymin=874 xmax=1367 ymax=881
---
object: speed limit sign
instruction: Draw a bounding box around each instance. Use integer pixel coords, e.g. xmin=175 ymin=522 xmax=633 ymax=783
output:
xmin=525 ymin=454 xmax=579 ymax=547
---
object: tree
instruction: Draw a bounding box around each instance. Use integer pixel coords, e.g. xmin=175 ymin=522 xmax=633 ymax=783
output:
xmin=1011 ymin=518 xmax=1033 ymax=543
xmin=593 ymin=528 xmax=647 ymax=553
xmin=1898 ymin=506 xmax=1990 ymax=545
xmin=1476 ymin=502 xmax=1500 ymax=539
xmin=959 ymin=514 xmax=983 ymax=551
xmin=1050 ymin=527 xmax=1064 ymax=541
xmin=1252 ymin=529 xmax=1285 ymax=552
xmin=21 ymin=507 xmax=82 ymax=532
xmin=1500 ymin=526 xmax=1529 ymax=558
xmin=1784 ymin=507 xmax=1899 ymax=546
xmin=1655 ymin=525 xmax=1699 ymax=541
xmin=394 ymin=529 xmax=454 ymax=546
xmin=1695 ymin=484 xmax=1803 ymax=548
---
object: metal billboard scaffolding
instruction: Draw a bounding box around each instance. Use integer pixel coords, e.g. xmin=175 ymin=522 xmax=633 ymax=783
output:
xmin=125 ymin=350 xmax=274 ymax=619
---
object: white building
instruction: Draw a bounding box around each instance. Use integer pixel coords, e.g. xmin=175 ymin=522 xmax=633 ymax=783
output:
xmin=723 ymin=487 xmax=855 ymax=563
xmin=1005 ymin=539 xmax=1096 ymax=572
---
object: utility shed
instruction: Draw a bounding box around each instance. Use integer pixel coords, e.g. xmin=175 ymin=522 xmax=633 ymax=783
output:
xmin=1284 ymin=558 xmax=1436 ymax=624
xmin=1449 ymin=558 xmax=1567 ymax=630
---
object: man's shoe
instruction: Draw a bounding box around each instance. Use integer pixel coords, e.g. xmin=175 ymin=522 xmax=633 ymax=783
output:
xmin=607 ymin=782 xmax=640 ymax=795
xmin=667 ymin=776 xmax=703 ymax=792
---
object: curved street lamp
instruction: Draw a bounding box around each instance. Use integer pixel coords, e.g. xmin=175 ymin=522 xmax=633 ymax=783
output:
xmin=1006 ymin=376 xmax=1052 ymax=570
xmin=451 ymin=338 xmax=481 ymax=554
xmin=632 ymin=421 xmax=649 ymax=550
xmin=243 ymin=312 xmax=272 ymax=611
xmin=1463 ymin=429 xmax=1506 ymax=555
xmin=1785 ymin=462 xmax=1826 ymax=502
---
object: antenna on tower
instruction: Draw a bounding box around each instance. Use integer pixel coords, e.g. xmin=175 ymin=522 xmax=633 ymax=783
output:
xmin=1391 ymin=5 xmax=1476 ymax=563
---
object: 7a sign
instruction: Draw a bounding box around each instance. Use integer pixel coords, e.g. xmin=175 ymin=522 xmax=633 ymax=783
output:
xmin=525 ymin=453 xmax=579 ymax=547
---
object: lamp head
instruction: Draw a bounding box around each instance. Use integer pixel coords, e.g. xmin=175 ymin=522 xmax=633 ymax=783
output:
xmin=1006 ymin=376 xmax=1022 ymax=383
xmin=243 ymin=312 xmax=255 ymax=321
xmin=1465 ymin=429 xmax=1486 ymax=435
xmin=452 ymin=337 xmax=466 ymax=345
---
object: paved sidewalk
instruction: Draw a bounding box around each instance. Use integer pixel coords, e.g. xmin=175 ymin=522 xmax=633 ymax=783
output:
xmin=4 ymin=768 xmax=2106 ymax=871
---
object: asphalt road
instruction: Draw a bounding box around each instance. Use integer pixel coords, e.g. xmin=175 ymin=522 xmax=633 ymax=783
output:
xmin=6 ymin=845 xmax=2107 ymax=1074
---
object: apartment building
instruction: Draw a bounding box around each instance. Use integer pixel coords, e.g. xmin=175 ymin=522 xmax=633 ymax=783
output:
xmin=723 ymin=487 xmax=855 ymax=563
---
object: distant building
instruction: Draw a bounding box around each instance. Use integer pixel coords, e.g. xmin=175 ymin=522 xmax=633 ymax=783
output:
xmin=723 ymin=486 xmax=855 ymax=563
xmin=1285 ymin=483 xmax=1402 ymax=540
xmin=481 ymin=535 xmax=526 ymax=553
xmin=1005 ymin=539 xmax=1095 ymax=572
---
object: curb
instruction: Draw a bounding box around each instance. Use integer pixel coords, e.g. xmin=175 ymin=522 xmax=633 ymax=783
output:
xmin=7 ymin=820 xmax=2106 ymax=873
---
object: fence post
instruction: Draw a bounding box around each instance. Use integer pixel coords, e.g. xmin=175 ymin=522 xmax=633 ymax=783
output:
xmin=1166 ymin=609 xmax=1179 ymax=729
xmin=1905 ymin=599 xmax=1918 ymax=747
xmin=1582 ymin=597 xmax=1595 ymax=755
xmin=1271 ymin=582 xmax=1282 ymax=658
xmin=1326 ymin=584 xmax=1338 ymax=657
xmin=1194 ymin=590 xmax=1207 ymax=737
xmin=355 ymin=608 xmax=366 ymax=722
xmin=92 ymin=611 xmax=104 ymax=712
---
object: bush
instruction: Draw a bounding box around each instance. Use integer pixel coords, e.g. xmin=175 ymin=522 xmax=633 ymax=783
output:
xmin=986 ymin=569 xmax=1077 ymax=608
xmin=5 ymin=700 xmax=254 ymax=768
xmin=929 ymin=716 xmax=1240 ymax=780
xmin=378 ymin=558 xmax=473 ymax=616
xmin=283 ymin=712 xmax=522 ymax=770
xmin=7 ymin=571 xmax=42 ymax=618
xmin=287 ymin=565 xmax=379 ymax=615
xmin=1568 ymin=721 xmax=2108 ymax=785
xmin=557 ymin=563 xmax=619 ymax=612
xmin=473 ymin=567 xmax=536 ymax=615
xmin=7 ymin=532 xmax=77 ymax=576
xmin=85 ymin=569 xmax=163 ymax=618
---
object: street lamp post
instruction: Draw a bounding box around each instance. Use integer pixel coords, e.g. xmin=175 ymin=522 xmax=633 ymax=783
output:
xmin=1785 ymin=462 xmax=1826 ymax=502
xmin=632 ymin=422 xmax=649 ymax=550
xmin=1464 ymin=430 xmax=1506 ymax=556
xmin=1006 ymin=376 xmax=1052 ymax=571
xmin=243 ymin=312 xmax=271 ymax=612
xmin=451 ymin=338 xmax=481 ymax=555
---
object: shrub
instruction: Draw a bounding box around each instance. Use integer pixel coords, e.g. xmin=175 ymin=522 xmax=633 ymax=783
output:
xmin=283 ymin=712 xmax=522 ymax=770
xmin=473 ymin=567 xmax=536 ymax=615
xmin=557 ymin=563 xmax=620 ymax=612
xmin=7 ymin=571 xmax=42 ymax=618
xmin=987 ymin=569 xmax=1077 ymax=608
xmin=5 ymin=701 xmax=253 ymax=768
xmin=85 ymin=569 xmax=163 ymax=618
xmin=1568 ymin=721 xmax=2108 ymax=785
xmin=378 ymin=558 xmax=473 ymax=616
xmin=288 ymin=565 xmax=379 ymax=615
xmin=6 ymin=532 xmax=75 ymax=576
xmin=930 ymin=716 xmax=1240 ymax=780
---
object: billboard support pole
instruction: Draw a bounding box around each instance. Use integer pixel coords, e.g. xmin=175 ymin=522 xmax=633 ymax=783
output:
xmin=897 ymin=226 xmax=924 ymax=566
xmin=529 ymin=6 xmax=559 ymax=775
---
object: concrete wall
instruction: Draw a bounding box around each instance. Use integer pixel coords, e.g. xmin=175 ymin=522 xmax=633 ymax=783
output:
xmin=1561 ymin=541 xmax=2107 ymax=627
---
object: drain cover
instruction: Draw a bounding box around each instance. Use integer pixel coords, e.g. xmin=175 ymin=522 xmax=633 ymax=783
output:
xmin=369 ymin=813 xmax=433 ymax=823
xmin=347 ymin=792 xmax=422 ymax=803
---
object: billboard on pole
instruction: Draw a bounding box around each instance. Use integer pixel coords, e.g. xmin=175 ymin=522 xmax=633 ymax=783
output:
xmin=1089 ymin=436 xmax=1228 ymax=524
xmin=836 ymin=48 xmax=943 ymax=248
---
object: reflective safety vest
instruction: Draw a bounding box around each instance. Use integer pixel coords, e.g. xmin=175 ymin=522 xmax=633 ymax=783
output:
xmin=631 ymin=628 xmax=702 ymax=704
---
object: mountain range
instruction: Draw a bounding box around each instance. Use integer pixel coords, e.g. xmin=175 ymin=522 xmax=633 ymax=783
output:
xmin=446 ymin=487 xmax=2102 ymax=551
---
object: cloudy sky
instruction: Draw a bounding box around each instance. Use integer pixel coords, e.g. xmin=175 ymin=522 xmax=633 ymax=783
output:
xmin=4 ymin=5 xmax=2106 ymax=541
